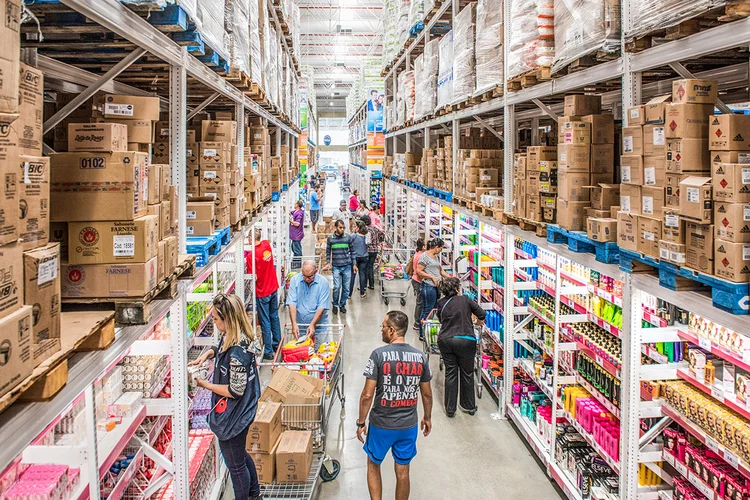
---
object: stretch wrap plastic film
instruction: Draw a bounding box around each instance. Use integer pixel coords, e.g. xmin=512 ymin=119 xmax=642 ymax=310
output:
xmin=122 ymin=0 xmax=167 ymax=8
xmin=507 ymin=0 xmax=554 ymax=79
xmin=225 ymin=0 xmax=251 ymax=76
xmin=452 ymin=4 xmax=476 ymax=103
xmin=624 ymin=0 xmax=728 ymax=43
xmin=398 ymin=0 xmax=412 ymax=47
xmin=415 ymin=37 xmax=439 ymax=119
xmin=397 ymin=70 xmax=415 ymax=126
xmin=267 ymin=24 xmax=278 ymax=106
xmin=196 ymin=0 xmax=229 ymax=60
xmin=410 ymin=0 xmax=424 ymax=30
xmin=552 ymin=0 xmax=620 ymax=73
xmin=437 ymin=30 xmax=454 ymax=109
xmin=475 ymin=0 xmax=503 ymax=93
xmin=248 ymin=0 xmax=262 ymax=83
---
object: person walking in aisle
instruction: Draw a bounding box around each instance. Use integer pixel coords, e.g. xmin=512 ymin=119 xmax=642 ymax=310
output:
xmin=289 ymin=200 xmax=305 ymax=261
xmin=435 ymin=277 xmax=485 ymax=417
xmin=332 ymin=199 xmax=351 ymax=228
xmin=365 ymin=219 xmax=384 ymax=291
xmin=350 ymin=189 xmax=360 ymax=214
xmin=286 ymin=260 xmax=331 ymax=342
xmin=309 ymin=186 xmax=322 ymax=232
xmin=408 ymin=238 xmax=425 ymax=332
xmin=356 ymin=200 xmax=369 ymax=219
xmin=357 ymin=310 xmax=433 ymax=500
xmin=323 ymin=220 xmax=357 ymax=314
xmin=368 ymin=203 xmax=383 ymax=230
xmin=350 ymin=220 xmax=370 ymax=299
xmin=246 ymin=229 xmax=281 ymax=361
xmin=417 ymin=238 xmax=450 ymax=339
xmin=188 ymin=294 xmax=263 ymax=500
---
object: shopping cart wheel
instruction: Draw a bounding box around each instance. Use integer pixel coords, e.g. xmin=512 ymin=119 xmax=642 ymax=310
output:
xmin=320 ymin=459 xmax=341 ymax=482
xmin=477 ymin=383 xmax=483 ymax=399
xmin=384 ymin=298 xmax=389 ymax=306
xmin=400 ymin=298 xmax=406 ymax=306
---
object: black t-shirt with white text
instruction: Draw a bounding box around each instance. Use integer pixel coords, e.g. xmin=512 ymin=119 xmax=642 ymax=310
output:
xmin=363 ymin=343 xmax=432 ymax=430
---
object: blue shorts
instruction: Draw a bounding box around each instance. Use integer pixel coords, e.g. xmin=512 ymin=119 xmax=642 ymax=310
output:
xmin=363 ymin=424 xmax=418 ymax=465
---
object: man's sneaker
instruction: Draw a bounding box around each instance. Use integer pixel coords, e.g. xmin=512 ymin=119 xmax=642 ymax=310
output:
xmin=460 ymin=406 xmax=478 ymax=416
xmin=332 ymin=306 xmax=339 ymax=315
xmin=340 ymin=305 xmax=347 ymax=313
xmin=361 ymin=291 xmax=367 ymax=298
xmin=368 ymin=285 xmax=375 ymax=290
xmin=262 ymin=354 xmax=274 ymax=361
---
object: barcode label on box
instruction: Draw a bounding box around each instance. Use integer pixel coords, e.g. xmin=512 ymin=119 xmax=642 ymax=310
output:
xmin=621 ymin=196 xmax=631 ymax=212
xmin=644 ymin=167 xmax=655 ymax=185
xmin=204 ymin=171 xmax=218 ymax=179
xmin=204 ymin=149 xmax=217 ymax=157
xmin=742 ymin=167 xmax=750 ymax=184
xmin=642 ymin=197 xmax=654 ymax=214
xmin=621 ymin=166 xmax=631 ymax=183
xmin=186 ymin=149 xmax=193 ymax=157
xmin=187 ymin=226 xmax=195 ymax=235
xmin=623 ymin=136 xmax=633 ymax=153
xmin=38 ymin=257 xmax=58 ymax=285
xmin=659 ymin=247 xmax=669 ymax=260
xmin=671 ymin=251 xmax=685 ymax=264
xmin=744 ymin=206 xmax=750 ymax=221
xmin=665 ymin=214 xmax=679 ymax=227
xmin=630 ymin=108 xmax=640 ymax=119
xmin=105 ymin=103 xmax=134 ymax=117
xmin=160 ymin=128 xmax=169 ymax=137
xmin=743 ymin=245 xmax=750 ymax=260
xmin=186 ymin=210 xmax=197 ymax=219
xmin=687 ymin=187 xmax=700 ymax=203
xmin=113 ymin=235 xmax=136 ymax=257
xmin=644 ymin=231 xmax=655 ymax=241
xmin=653 ymin=127 xmax=665 ymax=145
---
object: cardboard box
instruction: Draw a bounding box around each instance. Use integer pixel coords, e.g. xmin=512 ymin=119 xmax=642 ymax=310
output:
xmin=68 ymin=216 xmax=158 ymax=265
xmin=710 ymin=151 xmax=750 ymax=171
xmin=67 ymin=123 xmax=128 ymax=152
xmin=157 ymin=240 xmax=166 ymax=283
xmin=644 ymin=125 xmax=667 ymax=155
xmin=666 ymin=138 xmax=711 ymax=172
xmin=685 ymin=221 xmax=714 ymax=274
xmin=18 ymin=156 xmax=49 ymax=250
xmin=247 ymin=402 xmax=282 ymax=453
xmin=101 ymin=95 xmax=160 ymax=121
xmin=617 ymin=212 xmax=639 ymax=251
xmin=589 ymin=184 xmax=619 ymax=210
xmin=713 ymin=163 xmax=750 ymax=203
xmin=643 ymin=155 xmax=666 ymax=186
xmin=709 ymin=114 xmax=750 ymax=150
xmin=0 ymin=306 xmax=33 ymax=399
xmin=186 ymin=201 xmax=215 ymax=221
xmin=94 ymin=118 xmax=154 ymax=144
xmin=152 ymin=142 xmax=169 ymax=164
xmin=23 ymin=243 xmax=60 ymax=344
xmin=564 ymin=95 xmax=601 ymax=116
xmin=186 ymin=220 xmax=214 ymax=237
xmin=680 ymin=176 xmax=713 ymax=223
xmin=201 ymin=120 xmax=237 ymax=143
xmin=641 ymin=186 xmax=665 ymax=216
xmin=638 ymin=216 xmax=662 ymax=258
xmin=0 ymin=0 xmax=20 ymax=115
xmin=147 ymin=164 xmax=161 ymax=205
xmin=199 ymin=142 xmax=232 ymax=166
xmin=275 ymin=431 xmax=313 ymax=484
xmin=249 ymin=126 xmax=269 ymax=145
xmin=659 ymin=240 xmax=687 ymax=265
xmin=164 ymin=235 xmax=177 ymax=272
xmin=581 ymin=114 xmax=615 ymax=144
xmin=558 ymin=171 xmax=590 ymax=201
xmin=672 ymin=79 xmax=718 ymax=105
xmin=259 ymin=367 xmax=325 ymax=416
xmin=18 ymin=63 xmax=43 ymax=156
xmin=664 ymin=104 xmax=713 ymax=139
xmin=662 ymin=211 xmax=685 ymax=244
xmin=585 ymin=207 xmax=610 ymax=218
xmin=251 ymin=440 xmax=279 ymax=484
xmin=644 ymin=95 xmax=671 ymax=124
xmin=714 ymin=201 xmax=750 ymax=243
xmin=622 ymin=126 xmax=643 ymax=155
xmin=666 ymin=173 xmax=691 ymax=208
xmin=557 ymin=144 xmax=590 ymax=173
xmin=160 ymin=201 xmax=171 ymax=239
xmin=556 ymin=200 xmax=589 ymax=231
xmin=587 ymin=218 xmax=617 ymax=242
xmin=186 ymin=143 xmax=199 ymax=167
xmin=526 ymin=196 xmax=540 ymax=221
xmin=61 ymin=257 xmax=158 ymax=298
xmin=0 ymin=113 xmax=18 ymax=246
xmin=627 ymin=105 xmax=646 ymax=126
xmin=558 ymin=121 xmax=591 ymax=145
xmin=714 ymin=240 xmax=750 ymax=283
xmin=0 ymin=242 xmax=22 ymax=321
xmin=590 ymin=144 xmax=615 ymax=174
xmin=620 ymin=184 xmax=641 ymax=214
xmin=527 ymin=146 xmax=557 ymax=170
xmin=50 ymin=152 xmax=148 ymax=222
xmin=620 ymin=155 xmax=643 ymax=184
xmin=146 ymin=204 xmax=161 ymax=242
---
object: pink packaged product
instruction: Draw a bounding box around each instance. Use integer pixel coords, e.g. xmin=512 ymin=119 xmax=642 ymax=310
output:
xmin=574 ymin=398 xmax=620 ymax=462
xmin=3 ymin=464 xmax=80 ymax=500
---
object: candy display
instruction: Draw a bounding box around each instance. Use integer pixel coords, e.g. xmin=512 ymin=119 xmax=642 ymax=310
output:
xmin=2 ymin=465 xmax=80 ymax=500
xmin=119 ymin=354 xmax=170 ymax=398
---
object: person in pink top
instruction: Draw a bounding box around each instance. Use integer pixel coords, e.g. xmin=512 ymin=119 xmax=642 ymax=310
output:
xmin=368 ymin=204 xmax=382 ymax=230
xmin=349 ymin=190 xmax=360 ymax=214
xmin=410 ymin=238 xmax=425 ymax=331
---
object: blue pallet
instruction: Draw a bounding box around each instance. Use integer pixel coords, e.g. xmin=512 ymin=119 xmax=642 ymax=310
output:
xmin=547 ymin=225 xmax=620 ymax=264
xmin=409 ymin=21 xmax=424 ymax=38
xmin=147 ymin=5 xmax=189 ymax=31
xmin=272 ymin=192 xmax=280 ymax=202
xmin=282 ymin=184 xmax=288 ymax=192
xmin=619 ymin=248 xmax=749 ymax=315
xmin=215 ymin=226 xmax=231 ymax=246
xmin=390 ymin=176 xmax=399 ymax=182
xmin=172 ymin=29 xmax=205 ymax=47
xmin=186 ymin=235 xmax=221 ymax=267
xmin=433 ymin=189 xmax=453 ymax=202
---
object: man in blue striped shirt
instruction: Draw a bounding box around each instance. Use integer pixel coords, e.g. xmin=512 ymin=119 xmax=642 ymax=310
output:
xmin=287 ymin=260 xmax=331 ymax=343
xmin=323 ymin=220 xmax=357 ymax=315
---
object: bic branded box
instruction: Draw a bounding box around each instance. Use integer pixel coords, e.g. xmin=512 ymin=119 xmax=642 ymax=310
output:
xmin=643 ymin=125 xmax=666 ymax=155
xmin=68 ymin=216 xmax=158 ymax=265
xmin=0 ymin=242 xmax=22 ymax=321
xmin=709 ymin=114 xmax=750 ymax=150
xmin=644 ymin=95 xmax=671 ymax=124
xmin=563 ymin=95 xmax=601 ymax=116
xmin=672 ymin=79 xmax=718 ymax=105
xmin=620 ymin=155 xmax=643 ymax=185
xmin=0 ymin=306 xmax=33 ymax=400
xmin=589 ymin=184 xmax=620 ymax=210
xmin=61 ymin=257 xmax=158 ymax=298
xmin=251 ymin=440 xmax=279 ymax=484
xmin=23 ymin=243 xmax=60 ymax=344
xmin=201 ymin=120 xmax=237 ymax=143
xmin=50 ymin=152 xmax=148 ymax=222
xmin=664 ymin=104 xmax=713 ymax=139
xmin=662 ymin=211 xmax=685 ymax=244
xmin=0 ymin=113 xmax=19 ymax=246
xmin=641 ymin=186 xmax=665 ymax=217
xmin=587 ymin=218 xmax=617 ymax=242
xmin=714 ymin=240 xmax=750 ymax=282
xmin=620 ymin=184 xmax=641 ymax=214
xmin=0 ymin=0 xmax=20 ymax=115
xmin=101 ymin=95 xmax=160 ymax=121
xmin=713 ymin=163 xmax=750 ymax=203
xmin=617 ymin=212 xmax=639 ymax=251
xmin=680 ymin=176 xmax=713 ymax=223
xmin=558 ymin=120 xmax=591 ymax=145
xmin=638 ymin=216 xmax=662 ymax=258
xmin=686 ymin=221 xmax=714 ymax=274
xmin=147 ymin=164 xmax=161 ymax=205
xmin=622 ymin=126 xmax=643 ymax=155
xmin=643 ymin=156 xmax=666 ymax=186
xmin=557 ymin=144 xmax=590 ymax=173
xmin=557 ymin=171 xmax=590 ymax=201
xmin=714 ymin=201 xmax=750 ymax=243
xmin=275 ymin=431 xmax=313 ymax=484
xmin=18 ymin=63 xmax=43 ymax=156
xmin=556 ymin=200 xmax=589 ymax=231
xmin=711 ymin=151 xmax=750 ymax=171
xmin=666 ymin=138 xmax=710 ymax=173
xmin=627 ymin=105 xmax=646 ymax=126
xmin=18 ymin=156 xmax=50 ymax=251
xmin=67 ymin=123 xmax=128 ymax=152
xmin=247 ymin=402 xmax=282 ymax=453
xmin=659 ymin=241 xmax=687 ymax=265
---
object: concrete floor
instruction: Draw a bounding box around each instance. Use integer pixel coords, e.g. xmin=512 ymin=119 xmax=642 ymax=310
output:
xmin=231 ymin=178 xmax=562 ymax=499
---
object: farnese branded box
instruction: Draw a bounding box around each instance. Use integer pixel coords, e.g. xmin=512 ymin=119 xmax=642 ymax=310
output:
xmin=61 ymin=257 xmax=158 ymax=298
xmin=67 ymin=216 xmax=158 ymax=265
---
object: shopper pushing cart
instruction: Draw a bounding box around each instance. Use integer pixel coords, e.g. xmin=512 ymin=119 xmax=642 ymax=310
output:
xmin=377 ymin=247 xmax=414 ymax=306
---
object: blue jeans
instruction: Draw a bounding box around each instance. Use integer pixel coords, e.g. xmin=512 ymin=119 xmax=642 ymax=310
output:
xmin=332 ymin=265 xmax=352 ymax=307
xmin=421 ymin=283 xmax=438 ymax=322
xmin=291 ymin=239 xmax=302 ymax=257
xmin=256 ymin=290 xmax=281 ymax=357
xmin=218 ymin=425 xmax=260 ymax=499
xmin=351 ymin=256 xmax=369 ymax=296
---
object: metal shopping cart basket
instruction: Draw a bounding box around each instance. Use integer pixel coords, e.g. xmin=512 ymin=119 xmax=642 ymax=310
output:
xmin=258 ymin=324 xmax=345 ymax=499
xmin=377 ymin=248 xmax=413 ymax=306
xmin=421 ymin=310 xmax=443 ymax=371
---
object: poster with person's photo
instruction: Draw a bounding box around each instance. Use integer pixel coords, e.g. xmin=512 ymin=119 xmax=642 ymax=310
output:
xmin=366 ymin=88 xmax=384 ymax=132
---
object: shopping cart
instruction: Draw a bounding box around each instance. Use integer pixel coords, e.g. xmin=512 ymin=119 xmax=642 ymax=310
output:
xmin=474 ymin=325 xmax=485 ymax=399
xmin=281 ymin=255 xmax=322 ymax=305
xmin=258 ymin=324 xmax=345 ymax=498
xmin=421 ymin=310 xmax=443 ymax=371
xmin=377 ymin=248 xmax=413 ymax=306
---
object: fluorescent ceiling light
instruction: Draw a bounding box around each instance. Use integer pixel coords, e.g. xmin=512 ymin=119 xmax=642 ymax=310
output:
xmin=329 ymin=102 xmax=334 ymax=106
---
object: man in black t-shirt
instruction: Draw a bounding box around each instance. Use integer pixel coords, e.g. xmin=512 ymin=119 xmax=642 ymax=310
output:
xmin=357 ymin=310 xmax=433 ymax=500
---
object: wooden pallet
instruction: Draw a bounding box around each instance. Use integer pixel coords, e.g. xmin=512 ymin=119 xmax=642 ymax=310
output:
xmin=0 ymin=311 xmax=115 ymax=415
xmin=551 ymin=50 xmax=620 ymax=77
xmin=506 ymin=67 xmax=552 ymax=92
xmin=62 ymin=255 xmax=197 ymax=325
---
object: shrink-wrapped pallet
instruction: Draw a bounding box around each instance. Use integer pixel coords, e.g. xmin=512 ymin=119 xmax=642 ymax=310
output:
xmin=410 ymin=0 xmax=424 ymax=30
xmin=397 ymin=70 xmax=416 ymax=126
xmin=196 ymin=0 xmax=229 ymax=60
xmin=552 ymin=0 xmax=620 ymax=73
xmin=507 ymin=0 xmax=554 ymax=79
xmin=475 ymin=0 xmax=503 ymax=93
xmin=625 ymin=0 xmax=727 ymax=44
xmin=398 ymin=0 xmax=412 ymax=47
xmin=415 ymin=38 xmax=439 ymax=119
xmin=267 ymin=25 xmax=279 ymax=106
xmin=225 ymin=0 xmax=250 ymax=76
xmin=436 ymin=30 xmax=454 ymax=109
xmin=452 ymin=4 xmax=475 ymax=103
xmin=248 ymin=0 xmax=262 ymax=84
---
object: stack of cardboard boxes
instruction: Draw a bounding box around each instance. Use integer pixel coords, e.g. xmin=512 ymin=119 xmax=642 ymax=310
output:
xmin=522 ymin=146 xmax=557 ymax=223
xmin=455 ymin=147 xmax=504 ymax=206
xmin=245 ymin=119 xmax=270 ymax=210
xmin=415 ymin=136 xmax=454 ymax=191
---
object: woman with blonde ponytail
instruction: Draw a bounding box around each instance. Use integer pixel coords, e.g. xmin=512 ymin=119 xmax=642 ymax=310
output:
xmin=188 ymin=293 xmax=264 ymax=500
